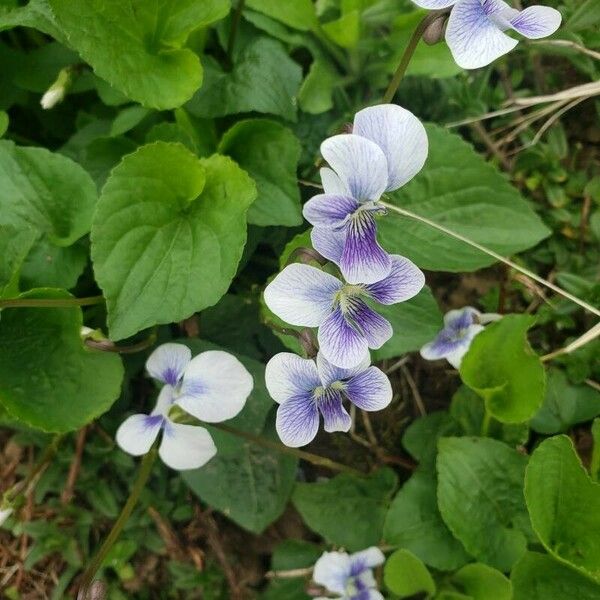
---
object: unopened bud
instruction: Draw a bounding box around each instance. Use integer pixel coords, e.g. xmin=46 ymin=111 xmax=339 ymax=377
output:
xmin=422 ymin=13 xmax=448 ymax=46
xmin=0 ymin=506 xmax=13 ymax=526
xmin=40 ymin=66 xmax=74 ymax=110
xmin=77 ymin=580 xmax=107 ymax=600
xmin=298 ymin=329 xmax=319 ymax=359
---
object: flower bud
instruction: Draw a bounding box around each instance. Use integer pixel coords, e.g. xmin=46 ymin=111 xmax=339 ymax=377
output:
xmin=40 ymin=66 xmax=74 ymax=110
xmin=422 ymin=13 xmax=448 ymax=46
xmin=0 ymin=506 xmax=13 ymax=526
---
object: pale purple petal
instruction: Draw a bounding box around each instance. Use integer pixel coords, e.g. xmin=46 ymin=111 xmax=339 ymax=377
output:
xmin=350 ymin=300 xmax=393 ymax=349
xmin=313 ymin=551 xmax=352 ymax=594
xmin=303 ymin=194 xmax=359 ymax=228
xmin=318 ymin=307 xmax=370 ymax=369
xmin=345 ymin=367 xmax=392 ymax=412
xmin=351 ymin=547 xmax=385 ymax=571
xmin=509 ymin=5 xmax=561 ymax=39
xmin=446 ymin=0 xmax=518 ymax=69
xmin=364 ymin=255 xmax=425 ymax=304
xmin=411 ymin=0 xmax=456 ymax=7
xmin=264 ymin=264 xmax=342 ymax=327
xmin=146 ymin=342 xmax=191 ymax=386
xmin=316 ymin=351 xmax=370 ymax=387
xmin=353 ymin=104 xmax=428 ymax=191
xmin=318 ymin=390 xmax=352 ymax=433
xmin=320 ymin=134 xmax=388 ymax=201
xmin=159 ymin=422 xmax=217 ymax=470
xmin=340 ymin=211 xmax=392 ymax=285
xmin=276 ymin=393 xmax=320 ymax=447
xmin=311 ymin=226 xmax=345 ymax=265
xmin=116 ymin=413 xmax=162 ymax=457
xmin=177 ymin=351 xmax=253 ymax=423
xmin=444 ymin=306 xmax=480 ymax=329
xmin=320 ymin=166 xmax=350 ymax=195
xmin=447 ymin=324 xmax=484 ymax=368
xmin=265 ymin=353 xmax=320 ymax=404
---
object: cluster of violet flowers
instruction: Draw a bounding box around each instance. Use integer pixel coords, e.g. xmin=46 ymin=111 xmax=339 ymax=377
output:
xmin=264 ymin=104 xmax=428 ymax=448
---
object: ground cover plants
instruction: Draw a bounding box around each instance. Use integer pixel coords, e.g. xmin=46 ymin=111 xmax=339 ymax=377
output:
xmin=0 ymin=0 xmax=599 ymax=598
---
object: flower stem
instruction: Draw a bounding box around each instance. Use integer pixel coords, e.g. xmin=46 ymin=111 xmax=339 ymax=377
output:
xmin=381 ymin=201 xmax=600 ymax=318
xmin=78 ymin=448 xmax=157 ymax=598
xmin=0 ymin=295 xmax=105 ymax=309
xmin=382 ymin=10 xmax=447 ymax=104
xmin=210 ymin=422 xmax=366 ymax=477
xmin=480 ymin=410 xmax=492 ymax=437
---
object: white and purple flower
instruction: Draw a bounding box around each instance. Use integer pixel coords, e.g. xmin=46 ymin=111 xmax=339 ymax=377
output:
xmin=264 ymin=259 xmax=425 ymax=368
xmin=116 ymin=343 xmax=253 ymax=470
xmin=313 ymin=547 xmax=385 ymax=600
xmin=266 ymin=352 xmax=392 ymax=447
xmin=304 ymin=104 xmax=428 ymax=284
xmin=420 ymin=306 xmax=501 ymax=368
xmin=411 ymin=0 xmax=561 ymax=69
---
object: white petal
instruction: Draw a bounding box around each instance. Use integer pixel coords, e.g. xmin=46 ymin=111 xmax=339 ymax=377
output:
xmin=116 ymin=413 xmax=162 ymax=456
xmin=444 ymin=306 xmax=480 ymax=327
xmin=177 ymin=351 xmax=253 ymax=423
xmin=509 ymin=5 xmax=561 ymax=39
xmin=353 ymin=104 xmax=428 ymax=191
xmin=264 ymin=264 xmax=342 ymax=327
xmin=351 ymin=547 xmax=385 ymax=569
xmin=320 ymin=134 xmax=389 ymax=201
xmin=446 ymin=0 xmax=518 ymax=69
xmin=311 ymin=226 xmax=345 ymax=265
xmin=151 ymin=385 xmax=176 ymax=417
xmin=159 ymin=422 xmax=217 ymax=470
xmin=411 ymin=0 xmax=456 ymax=7
xmin=265 ymin=353 xmax=320 ymax=404
xmin=313 ymin=551 xmax=352 ymax=594
xmin=447 ymin=324 xmax=484 ymax=368
xmin=316 ymin=351 xmax=370 ymax=387
xmin=320 ymin=166 xmax=350 ymax=195
xmin=146 ymin=343 xmax=191 ymax=386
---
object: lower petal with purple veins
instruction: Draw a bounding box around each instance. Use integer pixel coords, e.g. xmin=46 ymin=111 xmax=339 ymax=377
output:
xmin=340 ymin=211 xmax=392 ymax=285
xmin=364 ymin=255 xmax=425 ymax=305
xmin=318 ymin=389 xmax=352 ymax=433
xmin=345 ymin=367 xmax=392 ymax=411
xmin=276 ymin=392 xmax=320 ymax=447
xmin=318 ymin=307 xmax=369 ymax=369
xmin=116 ymin=413 xmax=163 ymax=457
xmin=348 ymin=299 xmax=393 ymax=350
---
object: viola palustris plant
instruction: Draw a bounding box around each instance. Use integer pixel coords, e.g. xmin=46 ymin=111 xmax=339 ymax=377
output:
xmin=1 ymin=0 xmax=599 ymax=598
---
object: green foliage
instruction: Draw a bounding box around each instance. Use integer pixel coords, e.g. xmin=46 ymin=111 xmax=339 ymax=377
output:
xmin=379 ymin=125 xmax=550 ymax=272
xmin=91 ymin=143 xmax=256 ymax=340
xmin=292 ymin=468 xmax=397 ymax=551
xmin=525 ymin=435 xmax=600 ymax=581
xmin=384 ymin=549 xmax=436 ymax=597
xmin=440 ymin=563 xmax=512 ymax=600
xmin=437 ymin=437 xmax=530 ymax=571
xmin=460 ymin=315 xmax=545 ymax=424
xmin=0 ymin=290 xmax=123 ymax=432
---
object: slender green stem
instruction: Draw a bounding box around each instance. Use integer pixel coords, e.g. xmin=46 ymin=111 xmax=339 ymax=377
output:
xmin=381 ymin=201 xmax=600 ymax=318
xmin=85 ymin=329 xmax=158 ymax=354
xmin=382 ymin=10 xmax=447 ymax=104
xmin=0 ymin=296 xmax=104 ymax=309
xmin=211 ymin=422 xmax=365 ymax=477
xmin=480 ymin=410 xmax=492 ymax=437
xmin=78 ymin=449 xmax=157 ymax=598
xmin=4 ymin=435 xmax=63 ymax=505
xmin=227 ymin=0 xmax=245 ymax=61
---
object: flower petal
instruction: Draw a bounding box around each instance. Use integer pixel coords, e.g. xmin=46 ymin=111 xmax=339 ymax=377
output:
xmin=313 ymin=551 xmax=352 ymax=594
xmin=345 ymin=367 xmax=392 ymax=411
xmin=364 ymin=255 xmax=425 ymax=304
xmin=151 ymin=384 xmax=176 ymax=417
xmin=410 ymin=0 xmax=456 ymax=7
xmin=351 ymin=547 xmax=385 ymax=571
xmin=444 ymin=306 xmax=480 ymax=329
xmin=318 ymin=307 xmax=369 ymax=369
xmin=509 ymin=5 xmax=561 ymax=39
xmin=264 ymin=264 xmax=342 ymax=327
xmin=311 ymin=226 xmax=346 ymax=265
xmin=276 ymin=393 xmax=320 ymax=447
xmin=446 ymin=324 xmax=484 ymax=368
xmin=318 ymin=390 xmax=352 ymax=433
xmin=159 ymin=422 xmax=217 ymax=470
xmin=316 ymin=351 xmax=370 ymax=387
xmin=116 ymin=413 xmax=162 ymax=457
xmin=265 ymin=353 xmax=320 ymax=404
xmin=350 ymin=300 xmax=393 ymax=350
xmin=320 ymin=166 xmax=351 ymax=195
xmin=446 ymin=0 xmax=518 ymax=69
xmin=353 ymin=104 xmax=428 ymax=191
xmin=177 ymin=351 xmax=253 ymax=423
xmin=146 ymin=342 xmax=191 ymax=386
xmin=340 ymin=211 xmax=392 ymax=285
xmin=303 ymin=194 xmax=359 ymax=228
xmin=321 ymin=134 xmax=389 ymax=201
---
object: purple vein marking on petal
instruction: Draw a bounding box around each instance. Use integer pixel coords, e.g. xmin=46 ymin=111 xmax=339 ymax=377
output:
xmin=276 ymin=392 xmax=320 ymax=447
xmin=162 ymin=367 xmax=181 ymax=387
xmin=317 ymin=389 xmax=352 ymax=433
xmin=349 ymin=559 xmax=366 ymax=577
xmin=346 ymin=298 xmax=392 ymax=349
xmin=143 ymin=414 xmax=165 ymax=431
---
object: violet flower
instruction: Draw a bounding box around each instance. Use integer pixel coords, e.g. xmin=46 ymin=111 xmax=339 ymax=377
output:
xmin=304 ymin=104 xmax=428 ymax=284
xmin=116 ymin=343 xmax=253 ymax=470
xmin=265 ymin=352 xmax=392 ymax=447
xmin=313 ymin=547 xmax=385 ymax=600
xmin=411 ymin=0 xmax=561 ymax=69
xmin=264 ymin=259 xmax=425 ymax=368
